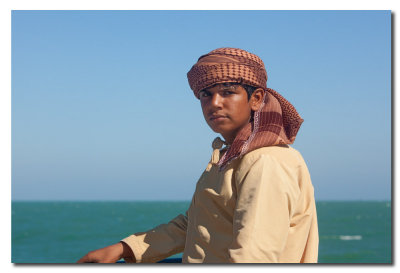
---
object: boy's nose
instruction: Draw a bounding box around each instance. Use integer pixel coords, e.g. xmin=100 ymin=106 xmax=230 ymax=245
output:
xmin=210 ymin=93 xmax=223 ymax=108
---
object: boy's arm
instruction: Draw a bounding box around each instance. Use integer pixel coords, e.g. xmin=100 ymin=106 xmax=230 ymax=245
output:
xmin=121 ymin=213 xmax=188 ymax=263
xmin=77 ymin=241 xmax=134 ymax=263
xmin=228 ymin=154 xmax=300 ymax=263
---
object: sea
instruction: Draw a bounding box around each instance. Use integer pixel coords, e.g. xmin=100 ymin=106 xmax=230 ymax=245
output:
xmin=11 ymin=201 xmax=392 ymax=264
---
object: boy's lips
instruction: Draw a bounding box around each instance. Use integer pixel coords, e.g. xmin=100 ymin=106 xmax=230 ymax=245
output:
xmin=209 ymin=114 xmax=228 ymax=121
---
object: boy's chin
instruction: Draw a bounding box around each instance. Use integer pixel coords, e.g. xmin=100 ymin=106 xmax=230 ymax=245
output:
xmin=209 ymin=127 xmax=227 ymax=135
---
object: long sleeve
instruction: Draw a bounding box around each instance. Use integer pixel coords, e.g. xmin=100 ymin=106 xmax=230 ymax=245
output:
xmin=121 ymin=213 xmax=188 ymax=263
xmin=228 ymin=153 xmax=304 ymax=263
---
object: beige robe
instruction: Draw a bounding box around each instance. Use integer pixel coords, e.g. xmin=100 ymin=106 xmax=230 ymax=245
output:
xmin=122 ymin=144 xmax=319 ymax=263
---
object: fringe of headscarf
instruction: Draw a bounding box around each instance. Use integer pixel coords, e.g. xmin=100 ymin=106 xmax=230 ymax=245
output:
xmin=216 ymin=88 xmax=303 ymax=170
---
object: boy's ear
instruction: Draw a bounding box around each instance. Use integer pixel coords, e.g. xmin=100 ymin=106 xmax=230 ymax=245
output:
xmin=250 ymin=88 xmax=265 ymax=111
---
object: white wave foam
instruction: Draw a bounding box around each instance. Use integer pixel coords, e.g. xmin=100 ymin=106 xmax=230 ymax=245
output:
xmin=339 ymin=235 xmax=362 ymax=240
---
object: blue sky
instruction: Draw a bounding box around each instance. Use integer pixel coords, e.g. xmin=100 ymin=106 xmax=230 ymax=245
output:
xmin=11 ymin=10 xmax=391 ymax=201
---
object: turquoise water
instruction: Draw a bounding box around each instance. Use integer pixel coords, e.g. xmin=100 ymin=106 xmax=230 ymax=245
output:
xmin=11 ymin=201 xmax=391 ymax=263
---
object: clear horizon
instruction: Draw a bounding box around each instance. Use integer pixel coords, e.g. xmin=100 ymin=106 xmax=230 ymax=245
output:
xmin=11 ymin=199 xmax=392 ymax=202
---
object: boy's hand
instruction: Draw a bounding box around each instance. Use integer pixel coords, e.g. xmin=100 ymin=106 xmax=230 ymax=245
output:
xmin=77 ymin=242 xmax=134 ymax=263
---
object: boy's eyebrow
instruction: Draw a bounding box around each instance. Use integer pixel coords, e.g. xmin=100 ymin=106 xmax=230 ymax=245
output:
xmin=201 ymin=84 xmax=236 ymax=92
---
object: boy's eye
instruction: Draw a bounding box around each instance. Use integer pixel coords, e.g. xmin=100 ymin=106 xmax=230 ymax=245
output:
xmin=199 ymin=91 xmax=210 ymax=98
xmin=222 ymin=90 xmax=234 ymax=95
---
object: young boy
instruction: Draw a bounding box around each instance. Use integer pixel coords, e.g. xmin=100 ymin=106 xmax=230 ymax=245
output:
xmin=77 ymin=48 xmax=319 ymax=263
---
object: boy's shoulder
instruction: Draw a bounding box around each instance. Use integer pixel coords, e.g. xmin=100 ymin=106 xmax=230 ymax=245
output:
xmin=237 ymin=144 xmax=305 ymax=170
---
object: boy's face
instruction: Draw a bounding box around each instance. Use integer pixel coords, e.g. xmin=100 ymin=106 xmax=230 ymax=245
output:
xmin=198 ymin=83 xmax=254 ymax=144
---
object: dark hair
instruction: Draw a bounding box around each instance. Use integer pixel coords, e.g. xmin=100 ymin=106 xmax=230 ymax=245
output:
xmin=242 ymin=84 xmax=258 ymax=100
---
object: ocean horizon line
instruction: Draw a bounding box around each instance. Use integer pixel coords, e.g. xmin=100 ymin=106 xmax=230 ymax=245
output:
xmin=11 ymin=199 xmax=392 ymax=202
